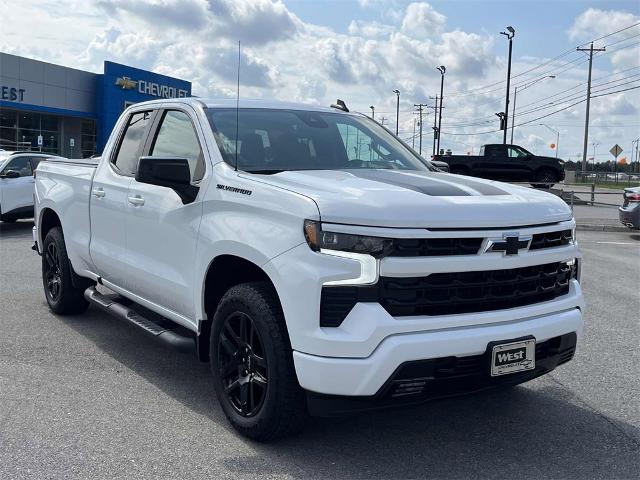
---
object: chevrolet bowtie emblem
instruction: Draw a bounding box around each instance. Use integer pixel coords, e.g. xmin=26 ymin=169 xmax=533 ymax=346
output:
xmin=485 ymin=233 xmax=531 ymax=256
xmin=115 ymin=76 xmax=137 ymax=89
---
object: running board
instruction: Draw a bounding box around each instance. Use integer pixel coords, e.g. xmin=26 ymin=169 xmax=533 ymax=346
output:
xmin=84 ymin=286 xmax=196 ymax=354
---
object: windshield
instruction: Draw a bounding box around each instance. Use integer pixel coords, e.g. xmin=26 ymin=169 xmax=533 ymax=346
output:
xmin=205 ymin=108 xmax=434 ymax=173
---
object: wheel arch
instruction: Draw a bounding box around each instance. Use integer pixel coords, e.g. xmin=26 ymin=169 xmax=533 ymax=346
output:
xmin=39 ymin=207 xmax=62 ymax=245
xmin=198 ymin=254 xmax=282 ymax=362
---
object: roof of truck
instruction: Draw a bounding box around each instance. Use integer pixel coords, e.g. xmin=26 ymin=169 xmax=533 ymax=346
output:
xmin=130 ymin=97 xmax=356 ymax=114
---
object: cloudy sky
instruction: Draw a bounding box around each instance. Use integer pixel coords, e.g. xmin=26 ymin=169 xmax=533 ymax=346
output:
xmin=1 ymin=0 xmax=638 ymax=162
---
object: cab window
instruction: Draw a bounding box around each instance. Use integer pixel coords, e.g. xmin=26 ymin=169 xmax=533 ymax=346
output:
xmin=150 ymin=110 xmax=205 ymax=182
xmin=112 ymin=111 xmax=152 ymax=175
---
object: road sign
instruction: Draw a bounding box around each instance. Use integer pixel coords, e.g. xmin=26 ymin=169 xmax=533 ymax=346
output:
xmin=37 ymin=135 xmax=43 ymax=146
xmin=70 ymin=138 xmax=75 ymax=148
xmin=610 ymin=144 xmax=623 ymax=158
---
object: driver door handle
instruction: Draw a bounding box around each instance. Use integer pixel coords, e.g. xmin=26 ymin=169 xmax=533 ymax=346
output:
xmin=127 ymin=195 xmax=145 ymax=206
xmin=92 ymin=188 xmax=105 ymax=198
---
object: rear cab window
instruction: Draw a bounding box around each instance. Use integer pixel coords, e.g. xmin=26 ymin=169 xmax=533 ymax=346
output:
xmin=111 ymin=110 xmax=153 ymax=175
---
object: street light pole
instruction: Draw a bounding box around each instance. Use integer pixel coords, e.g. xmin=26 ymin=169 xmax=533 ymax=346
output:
xmin=500 ymin=26 xmax=515 ymax=145
xmin=369 ymin=105 xmax=375 ymax=119
xmin=540 ymin=124 xmax=560 ymax=158
xmin=393 ymin=90 xmax=400 ymax=135
xmin=511 ymin=75 xmax=555 ymax=144
xmin=436 ymin=66 xmax=446 ymax=155
xmin=592 ymin=142 xmax=599 ymax=171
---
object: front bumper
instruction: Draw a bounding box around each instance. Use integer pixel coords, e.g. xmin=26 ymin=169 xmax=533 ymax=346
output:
xmin=619 ymin=204 xmax=640 ymax=229
xmin=306 ymin=331 xmax=577 ymax=416
xmin=294 ymin=305 xmax=583 ymax=397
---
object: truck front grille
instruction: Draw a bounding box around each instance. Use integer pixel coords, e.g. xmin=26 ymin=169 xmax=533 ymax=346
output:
xmin=529 ymin=229 xmax=572 ymax=250
xmin=320 ymin=261 xmax=573 ymax=327
xmin=390 ymin=237 xmax=483 ymax=256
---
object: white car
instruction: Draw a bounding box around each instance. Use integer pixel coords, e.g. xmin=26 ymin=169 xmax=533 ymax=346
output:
xmin=0 ymin=151 xmax=61 ymax=222
xmin=32 ymin=98 xmax=584 ymax=440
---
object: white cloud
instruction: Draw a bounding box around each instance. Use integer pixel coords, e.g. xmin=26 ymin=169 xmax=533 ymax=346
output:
xmin=348 ymin=20 xmax=394 ymax=39
xmin=569 ymin=8 xmax=638 ymax=41
xmin=401 ymin=2 xmax=446 ymax=39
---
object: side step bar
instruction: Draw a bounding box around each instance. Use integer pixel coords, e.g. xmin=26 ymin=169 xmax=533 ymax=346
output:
xmin=84 ymin=286 xmax=196 ymax=354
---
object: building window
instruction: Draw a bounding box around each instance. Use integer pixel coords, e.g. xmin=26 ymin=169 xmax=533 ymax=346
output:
xmin=0 ymin=108 xmax=97 ymax=158
xmin=81 ymin=119 xmax=97 ymax=158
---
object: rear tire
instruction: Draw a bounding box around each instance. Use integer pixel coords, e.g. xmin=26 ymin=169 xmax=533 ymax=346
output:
xmin=42 ymin=227 xmax=90 ymax=314
xmin=210 ymin=282 xmax=307 ymax=441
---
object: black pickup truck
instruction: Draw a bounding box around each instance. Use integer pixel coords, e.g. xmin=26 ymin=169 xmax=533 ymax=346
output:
xmin=435 ymin=144 xmax=565 ymax=187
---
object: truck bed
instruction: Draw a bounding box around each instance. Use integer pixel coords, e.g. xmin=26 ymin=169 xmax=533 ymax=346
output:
xmin=35 ymin=157 xmax=97 ymax=278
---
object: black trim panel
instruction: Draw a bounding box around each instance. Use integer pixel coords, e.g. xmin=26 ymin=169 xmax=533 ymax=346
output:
xmin=306 ymin=332 xmax=577 ymax=416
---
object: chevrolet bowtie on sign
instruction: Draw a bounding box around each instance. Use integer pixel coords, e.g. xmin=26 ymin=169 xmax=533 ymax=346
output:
xmin=115 ymin=76 xmax=137 ymax=90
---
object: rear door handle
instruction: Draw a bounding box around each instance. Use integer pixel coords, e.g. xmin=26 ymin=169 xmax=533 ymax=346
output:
xmin=92 ymin=188 xmax=105 ymax=198
xmin=127 ymin=195 xmax=145 ymax=206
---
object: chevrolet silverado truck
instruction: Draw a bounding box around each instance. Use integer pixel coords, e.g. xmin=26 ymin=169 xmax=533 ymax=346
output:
xmin=434 ymin=144 xmax=565 ymax=187
xmin=33 ymin=98 xmax=584 ymax=440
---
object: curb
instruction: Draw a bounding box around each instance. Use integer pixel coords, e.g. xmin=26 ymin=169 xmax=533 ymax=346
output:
xmin=575 ymin=223 xmax=631 ymax=233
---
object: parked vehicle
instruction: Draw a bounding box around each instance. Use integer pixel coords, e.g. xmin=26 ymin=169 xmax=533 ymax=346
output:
xmin=619 ymin=186 xmax=640 ymax=230
xmin=32 ymin=98 xmax=584 ymax=440
xmin=435 ymin=144 xmax=565 ymax=187
xmin=0 ymin=151 xmax=62 ymax=222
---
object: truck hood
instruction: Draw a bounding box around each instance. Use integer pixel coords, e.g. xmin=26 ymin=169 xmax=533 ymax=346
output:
xmin=252 ymin=169 xmax=572 ymax=228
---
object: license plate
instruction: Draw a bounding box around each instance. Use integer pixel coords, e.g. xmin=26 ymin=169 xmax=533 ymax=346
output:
xmin=490 ymin=339 xmax=535 ymax=376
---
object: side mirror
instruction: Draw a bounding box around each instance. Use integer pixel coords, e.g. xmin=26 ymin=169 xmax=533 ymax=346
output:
xmin=135 ymin=156 xmax=198 ymax=203
xmin=0 ymin=170 xmax=21 ymax=179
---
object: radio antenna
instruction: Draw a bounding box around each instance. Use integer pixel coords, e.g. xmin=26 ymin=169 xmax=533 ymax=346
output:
xmin=234 ymin=40 xmax=241 ymax=171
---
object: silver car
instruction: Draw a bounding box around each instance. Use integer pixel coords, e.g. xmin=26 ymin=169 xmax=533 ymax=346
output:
xmin=619 ymin=186 xmax=640 ymax=230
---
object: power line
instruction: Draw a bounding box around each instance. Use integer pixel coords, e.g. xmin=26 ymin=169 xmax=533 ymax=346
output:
xmin=444 ymin=22 xmax=639 ymax=98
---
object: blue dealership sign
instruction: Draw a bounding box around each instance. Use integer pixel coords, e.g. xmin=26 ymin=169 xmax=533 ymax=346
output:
xmin=97 ymin=61 xmax=191 ymax=151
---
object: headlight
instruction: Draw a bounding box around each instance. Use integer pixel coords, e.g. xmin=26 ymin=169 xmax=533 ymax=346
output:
xmin=303 ymin=220 xmax=393 ymax=258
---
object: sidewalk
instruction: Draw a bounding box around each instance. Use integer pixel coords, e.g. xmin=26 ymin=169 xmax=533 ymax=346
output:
xmin=570 ymin=203 xmax=629 ymax=232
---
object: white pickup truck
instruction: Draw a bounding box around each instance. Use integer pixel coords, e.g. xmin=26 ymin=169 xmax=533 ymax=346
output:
xmin=33 ymin=98 xmax=584 ymax=440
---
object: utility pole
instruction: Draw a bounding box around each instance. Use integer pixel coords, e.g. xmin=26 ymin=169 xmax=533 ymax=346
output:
xmin=436 ymin=66 xmax=446 ymax=155
xmin=500 ymin=26 xmax=515 ymax=145
xmin=414 ymin=103 xmax=427 ymax=155
xmin=412 ymin=118 xmax=416 ymax=149
xmin=380 ymin=116 xmax=388 ymax=127
xmin=577 ymin=42 xmax=606 ymax=172
xmin=430 ymin=96 xmax=438 ymax=156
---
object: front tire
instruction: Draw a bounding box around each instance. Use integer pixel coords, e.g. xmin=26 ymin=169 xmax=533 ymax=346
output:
xmin=210 ymin=282 xmax=307 ymax=441
xmin=42 ymin=227 xmax=90 ymax=314
xmin=532 ymin=169 xmax=557 ymax=189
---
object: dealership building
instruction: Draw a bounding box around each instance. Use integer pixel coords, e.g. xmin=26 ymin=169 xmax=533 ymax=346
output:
xmin=0 ymin=52 xmax=191 ymax=158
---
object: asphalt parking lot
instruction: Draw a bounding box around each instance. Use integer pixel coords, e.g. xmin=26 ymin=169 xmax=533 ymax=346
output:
xmin=1 ymin=220 xmax=638 ymax=480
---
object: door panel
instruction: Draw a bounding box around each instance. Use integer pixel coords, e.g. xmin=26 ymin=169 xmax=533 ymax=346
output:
xmin=0 ymin=156 xmax=34 ymax=215
xmin=89 ymin=110 xmax=153 ymax=284
xmin=125 ymin=109 xmax=206 ymax=322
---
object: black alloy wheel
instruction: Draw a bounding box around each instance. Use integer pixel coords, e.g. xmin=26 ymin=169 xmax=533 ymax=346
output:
xmin=535 ymin=169 xmax=557 ymax=187
xmin=218 ymin=311 xmax=268 ymax=417
xmin=41 ymin=227 xmax=91 ymax=314
xmin=44 ymin=241 xmax=62 ymax=302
